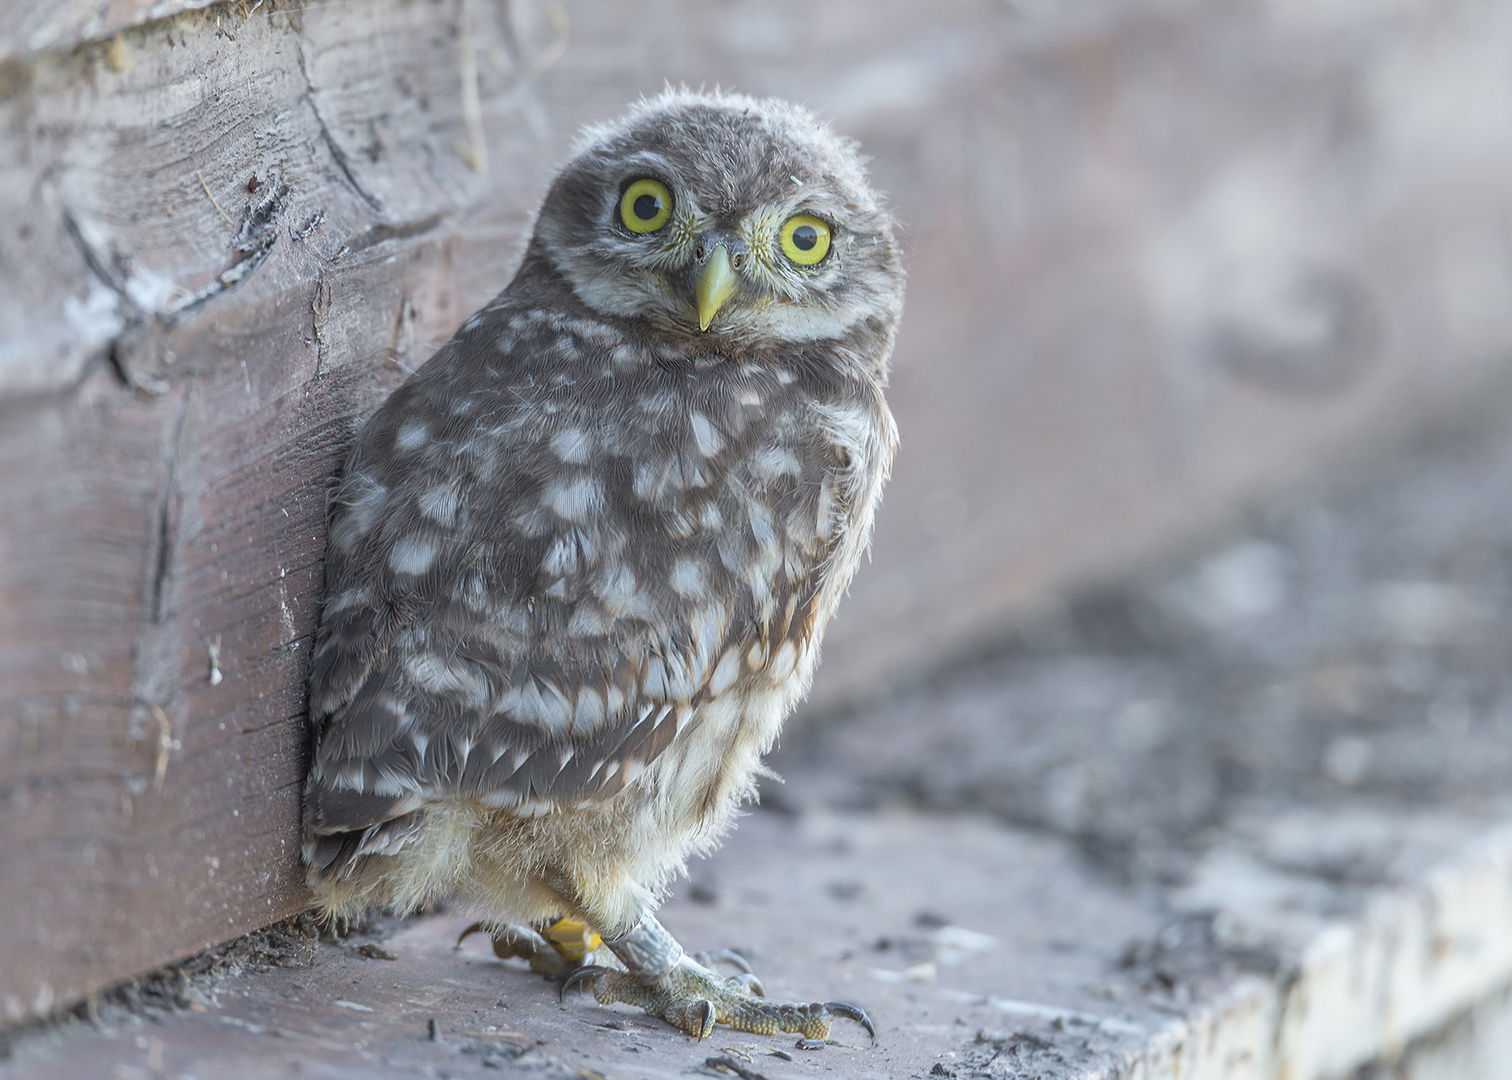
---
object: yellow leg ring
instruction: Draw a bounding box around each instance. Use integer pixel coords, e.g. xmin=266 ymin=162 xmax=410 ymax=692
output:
xmin=542 ymin=917 xmax=601 ymax=962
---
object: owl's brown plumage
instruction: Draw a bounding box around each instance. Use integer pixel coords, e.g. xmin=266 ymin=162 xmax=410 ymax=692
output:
xmin=302 ymin=89 xmax=902 ymax=1039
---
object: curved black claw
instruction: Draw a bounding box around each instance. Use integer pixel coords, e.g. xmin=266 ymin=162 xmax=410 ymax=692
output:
xmin=455 ymin=921 xmax=488 ymax=948
xmin=691 ymin=999 xmax=716 ymax=1040
xmin=693 ymin=948 xmax=753 ymax=974
xmin=559 ymin=964 xmax=609 ymax=1002
xmin=823 ymin=1001 xmax=876 ymax=1044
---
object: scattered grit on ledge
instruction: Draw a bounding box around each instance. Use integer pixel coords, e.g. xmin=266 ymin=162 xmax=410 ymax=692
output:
xmin=9 ymin=417 xmax=1512 ymax=1079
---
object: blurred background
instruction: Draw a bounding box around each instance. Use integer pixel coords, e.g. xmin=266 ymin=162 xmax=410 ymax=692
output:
xmin=3 ymin=0 xmax=1512 ymax=1070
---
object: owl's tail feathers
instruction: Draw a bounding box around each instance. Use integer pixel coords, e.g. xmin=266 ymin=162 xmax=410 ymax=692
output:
xmin=304 ymin=813 xmax=424 ymax=881
xmin=302 ymin=778 xmax=427 ymax=873
xmin=300 ymin=778 xmax=430 ymax=920
xmin=301 ymin=812 xmax=426 ymax=924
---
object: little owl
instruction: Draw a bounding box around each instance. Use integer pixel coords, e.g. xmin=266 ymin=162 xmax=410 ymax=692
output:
xmin=302 ymin=89 xmax=903 ymax=1041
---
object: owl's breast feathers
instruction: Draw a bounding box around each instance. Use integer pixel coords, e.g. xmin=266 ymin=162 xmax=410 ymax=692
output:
xmin=303 ymin=299 xmax=895 ymax=877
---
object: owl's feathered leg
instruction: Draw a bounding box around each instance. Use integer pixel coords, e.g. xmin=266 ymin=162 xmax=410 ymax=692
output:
xmin=562 ymin=914 xmax=875 ymax=1042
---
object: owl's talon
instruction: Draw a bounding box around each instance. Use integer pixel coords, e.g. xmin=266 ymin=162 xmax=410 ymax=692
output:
xmin=461 ymin=922 xmax=570 ymax=976
xmin=559 ymin=964 xmax=611 ymax=1002
xmin=692 ymin=948 xmax=753 ymax=974
xmin=675 ymin=998 xmax=716 ymax=1040
xmin=823 ymin=1001 xmax=876 ymax=1043
xmin=727 ymin=972 xmax=765 ymax=996
xmin=566 ymin=956 xmax=872 ymax=1042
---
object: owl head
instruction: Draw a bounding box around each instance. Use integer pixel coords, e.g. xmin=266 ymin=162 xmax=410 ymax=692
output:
xmin=529 ymin=89 xmax=903 ymax=349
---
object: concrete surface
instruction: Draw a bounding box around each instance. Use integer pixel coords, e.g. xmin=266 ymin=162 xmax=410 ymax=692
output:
xmin=10 ymin=409 xmax=1512 ymax=1077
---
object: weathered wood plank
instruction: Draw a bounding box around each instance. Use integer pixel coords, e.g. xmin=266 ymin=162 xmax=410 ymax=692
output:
xmin=4 ymin=0 xmax=1512 ymax=1023
xmin=0 ymin=1 xmax=219 ymax=64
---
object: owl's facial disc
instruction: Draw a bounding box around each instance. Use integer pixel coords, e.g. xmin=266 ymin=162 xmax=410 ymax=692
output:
xmin=533 ymin=91 xmax=902 ymax=346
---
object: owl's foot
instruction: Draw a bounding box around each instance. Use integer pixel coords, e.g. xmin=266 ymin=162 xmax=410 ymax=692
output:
xmin=561 ymin=957 xmax=874 ymax=1042
xmin=458 ymin=916 xmax=602 ymax=977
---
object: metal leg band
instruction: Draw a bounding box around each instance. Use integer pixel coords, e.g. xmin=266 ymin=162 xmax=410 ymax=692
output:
xmin=604 ymin=912 xmax=684 ymax=984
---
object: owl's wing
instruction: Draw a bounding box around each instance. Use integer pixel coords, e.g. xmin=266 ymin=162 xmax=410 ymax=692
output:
xmin=301 ymin=340 xmax=839 ymax=877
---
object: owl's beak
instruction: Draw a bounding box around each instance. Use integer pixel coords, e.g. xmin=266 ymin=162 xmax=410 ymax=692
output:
xmin=694 ymin=244 xmax=739 ymax=332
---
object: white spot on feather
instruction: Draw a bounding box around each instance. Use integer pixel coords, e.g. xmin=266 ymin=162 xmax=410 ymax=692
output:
xmin=670 ymin=557 xmax=706 ymax=599
xmin=642 ymin=657 xmax=669 ymax=698
xmin=545 ymin=474 xmax=604 ymax=522
xmin=749 ymin=445 xmax=803 ymax=483
xmin=769 ymin=640 xmax=798 ymax=682
xmin=573 ymin=687 xmax=605 ymax=734
xmin=567 ymin=604 xmax=612 ymax=636
xmin=497 ymin=678 xmax=572 ymax=734
xmin=389 ymin=536 xmax=438 ymax=575
xmin=550 ymin=428 xmax=594 ymax=464
xmin=663 ymin=655 xmax=700 ymax=701
xmin=542 ymin=533 xmax=581 ymax=576
xmin=709 ymin=647 xmax=742 ymax=695
xmin=333 ymin=763 xmax=367 ymax=791
xmin=595 ymin=563 xmax=655 ymax=619
xmin=329 ymin=476 xmax=388 ymax=552
xmin=632 ymin=461 xmax=663 ymax=501
xmin=816 ymin=479 xmax=838 ymax=541
xmin=325 ymin=587 xmax=372 ymax=615
xmin=690 ymin=412 xmax=724 ymax=457
xmin=405 ymin=654 xmax=489 ymax=708
xmin=418 ymin=479 xmax=462 ymax=525
xmin=395 ymin=419 xmax=429 ymax=452
xmin=748 ymin=502 xmax=776 ymax=548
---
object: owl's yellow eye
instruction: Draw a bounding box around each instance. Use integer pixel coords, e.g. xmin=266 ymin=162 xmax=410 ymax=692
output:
xmin=779 ymin=214 xmax=831 ymax=266
xmin=619 ymin=178 xmax=672 ymax=233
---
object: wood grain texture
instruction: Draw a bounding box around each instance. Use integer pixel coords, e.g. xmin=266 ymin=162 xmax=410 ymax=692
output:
xmin=4 ymin=0 xmax=1512 ymax=1020
xmin=0 ymin=0 xmax=219 ymax=64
